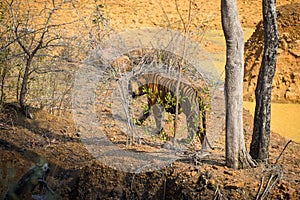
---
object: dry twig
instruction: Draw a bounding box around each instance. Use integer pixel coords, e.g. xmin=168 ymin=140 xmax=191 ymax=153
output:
xmin=275 ymin=139 xmax=292 ymax=165
xmin=255 ymin=139 xmax=294 ymax=199
xmin=213 ymin=185 xmax=228 ymax=200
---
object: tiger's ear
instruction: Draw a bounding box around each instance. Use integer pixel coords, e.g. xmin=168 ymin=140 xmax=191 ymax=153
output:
xmin=130 ymin=81 xmax=140 ymax=96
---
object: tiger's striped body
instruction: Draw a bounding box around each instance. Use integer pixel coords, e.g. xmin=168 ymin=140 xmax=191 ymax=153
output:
xmin=129 ymin=73 xmax=208 ymax=147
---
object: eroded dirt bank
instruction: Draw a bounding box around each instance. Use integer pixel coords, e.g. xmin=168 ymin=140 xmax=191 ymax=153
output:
xmin=0 ymin=104 xmax=299 ymax=199
xmin=1 ymin=0 xmax=300 ymax=199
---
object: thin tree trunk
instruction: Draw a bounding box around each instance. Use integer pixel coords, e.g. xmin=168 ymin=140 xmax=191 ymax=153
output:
xmin=173 ymin=0 xmax=192 ymax=143
xmin=16 ymin=68 xmax=22 ymax=101
xmin=0 ymin=66 xmax=7 ymax=105
xmin=221 ymin=0 xmax=256 ymax=169
xmin=19 ymin=58 xmax=31 ymax=109
xmin=0 ymin=51 xmax=8 ymax=107
xmin=250 ymin=0 xmax=278 ymax=161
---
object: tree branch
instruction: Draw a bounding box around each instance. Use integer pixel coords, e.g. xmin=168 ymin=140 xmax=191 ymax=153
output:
xmin=275 ymin=139 xmax=292 ymax=165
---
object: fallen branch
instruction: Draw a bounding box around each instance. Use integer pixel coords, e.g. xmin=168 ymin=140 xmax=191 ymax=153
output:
xmin=255 ymin=176 xmax=264 ymax=200
xmin=255 ymin=166 xmax=283 ymax=200
xmin=213 ymin=185 xmax=228 ymax=200
xmin=275 ymin=139 xmax=292 ymax=165
xmin=254 ymin=140 xmax=294 ymax=199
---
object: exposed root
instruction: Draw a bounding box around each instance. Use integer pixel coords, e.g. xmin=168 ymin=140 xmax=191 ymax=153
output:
xmin=255 ymin=165 xmax=283 ymax=200
xmin=275 ymin=139 xmax=292 ymax=165
xmin=239 ymin=149 xmax=257 ymax=169
xmin=213 ymin=186 xmax=228 ymax=200
xmin=254 ymin=140 xmax=294 ymax=199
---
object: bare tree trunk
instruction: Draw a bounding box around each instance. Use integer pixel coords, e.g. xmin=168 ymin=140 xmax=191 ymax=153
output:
xmin=8 ymin=1 xmax=70 ymax=118
xmin=0 ymin=49 xmax=8 ymax=108
xmin=16 ymin=68 xmax=22 ymax=101
xmin=221 ymin=0 xmax=256 ymax=169
xmin=250 ymin=0 xmax=278 ymax=161
xmin=0 ymin=64 xmax=7 ymax=106
xmin=19 ymin=58 xmax=31 ymax=109
xmin=173 ymin=0 xmax=192 ymax=143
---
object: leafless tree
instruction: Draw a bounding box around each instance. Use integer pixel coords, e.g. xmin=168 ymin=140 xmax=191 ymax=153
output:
xmin=250 ymin=0 xmax=279 ymax=162
xmin=221 ymin=0 xmax=256 ymax=169
xmin=5 ymin=0 xmax=75 ymax=116
xmin=173 ymin=0 xmax=192 ymax=142
xmin=0 ymin=1 xmax=11 ymax=109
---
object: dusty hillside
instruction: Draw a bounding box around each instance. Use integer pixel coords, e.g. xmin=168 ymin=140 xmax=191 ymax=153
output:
xmin=103 ymin=0 xmax=298 ymax=30
xmin=1 ymin=0 xmax=300 ymax=199
xmin=0 ymin=104 xmax=299 ymax=199
xmin=243 ymin=3 xmax=300 ymax=103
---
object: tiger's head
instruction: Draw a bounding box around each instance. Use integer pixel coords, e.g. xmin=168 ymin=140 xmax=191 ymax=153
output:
xmin=128 ymin=75 xmax=147 ymax=98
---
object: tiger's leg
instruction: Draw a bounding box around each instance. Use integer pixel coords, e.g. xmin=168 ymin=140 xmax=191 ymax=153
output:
xmin=153 ymin=104 xmax=164 ymax=135
xmin=179 ymin=101 xmax=197 ymax=144
xmin=199 ymin=108 xmax=215 ymax=151
xmin=200 ymin=134 xmax=214 ymax=151
xmin=186 ymin=113 xmax=199 ymax=143
xmin=187 ymin=114 xmax=213 ymax=151
xmin=194 ymin=113 xmax=211 ymax=151
xmin=136 ymin=103 xmax=151 ymax=125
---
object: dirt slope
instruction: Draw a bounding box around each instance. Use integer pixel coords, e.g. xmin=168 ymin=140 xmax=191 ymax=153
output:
xmin=243 ymin=3 xmax=300 ymax=103
xmin=0 ymin=104 xmax=299 ymax=199
xmin=103 ymin=0 xmax=298 ymax=30
xmin=1 ymin=0 xmax=300 ymax=199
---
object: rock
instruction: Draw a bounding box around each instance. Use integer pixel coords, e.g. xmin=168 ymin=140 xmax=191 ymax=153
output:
xmin=285 ymin=91 xmax=298 ymax=102
xmin=244 ymin=3 xmax=300 ymax=103
xmin=224 ymin=181 xmax=244 ymax=189
xmin=278 ymin=48 xmax=285 ymax=54
xmin=102 ymin=107 xmax=111 ymax=113
xmin=191 ymin=171 xmax=197 ymax=177
xmin=290 ymin=40 xmax=300 ymax=52
xmin=186 ymin=172 xmax=192 ymax=176
xmin=282 ymin=32 xmax=292 ymax=42
xmin=224 ymin=170 xmax=235 ymax=176
xmin=279 ymin=39 xmax=289 ymax=51
xmin=279 ymin=181 xmax=288 ymax=190
xmin=111 ymin=186 xmax=124 ymax=198
xmin=209 ymin=179 xmax=216 ymax=186
xmin=212 ymin=165 xmax=219 ymax=170
xmin=287 ymin=187 xmax=296 ymax=199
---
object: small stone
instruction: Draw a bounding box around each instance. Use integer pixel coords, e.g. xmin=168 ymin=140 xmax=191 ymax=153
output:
xmin=191 ymin=171 xmax=197 ymax=177
xmin=224 ymin=170 xmax=234 ymax=176
xmin=285 ymin=91 xmax=298 ymax=101
xmin=280 ymin=39 xmax=289 ymax=51
xmin=209 ymin=179 xmax=216 ymax=186
xmin=212 ymin=165 xmax=219 ymax=170
xmin=112 ymin=186 xmax=124 ymax=197
xmin=287 ymin=187 xmax=296 ymax=198
xmin=224 ymin=181 xmax=244 ymax=189
xmin=277 ymin=48 xmax=285 ymax=54
xmin=102 ymin=107 xmax=111 ymax=113
xmin=279 ymin=180 xmax=288 ymax=190
xmin=289 ymin=49 xmax=300 ymax=57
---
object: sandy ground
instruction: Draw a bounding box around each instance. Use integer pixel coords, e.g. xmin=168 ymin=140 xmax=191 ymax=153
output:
xmin=1 ymin=0 xmax=300 ymax=199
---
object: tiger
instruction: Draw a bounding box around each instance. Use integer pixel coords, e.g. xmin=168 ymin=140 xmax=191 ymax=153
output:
xmin=128 ymin=73 xmax=211 ymax=149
